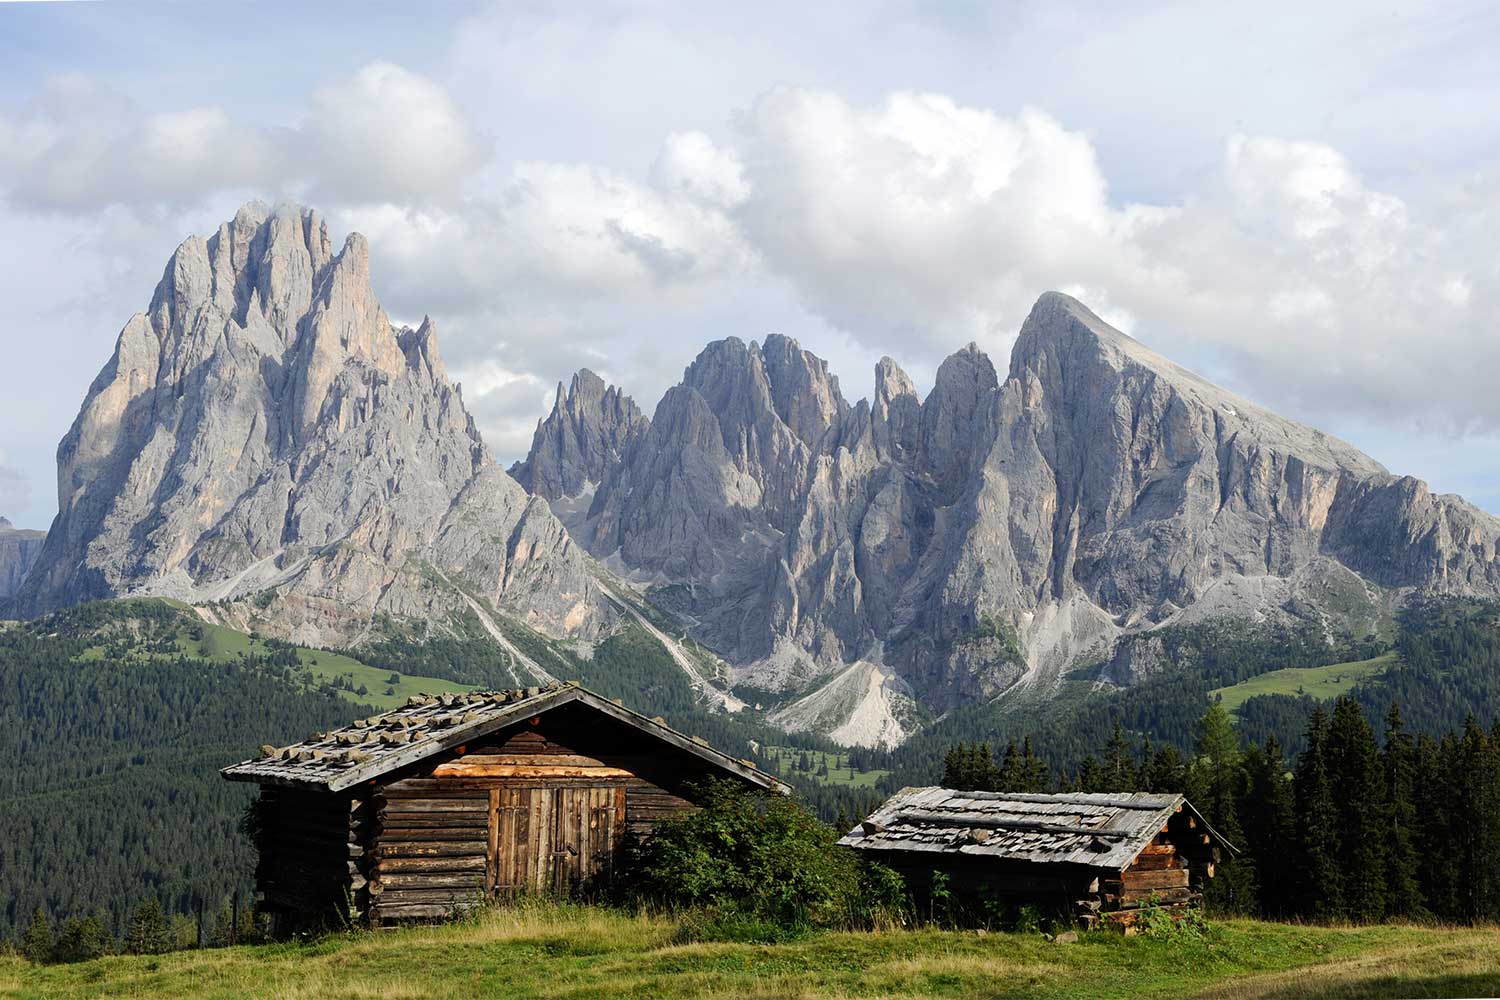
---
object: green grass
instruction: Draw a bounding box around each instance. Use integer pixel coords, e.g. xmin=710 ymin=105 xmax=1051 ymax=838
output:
xmin=71 ymin=602 xmax=473 ymax=711
xmin=1210 ymin=652 xmax=1397 ymax=716
xmin=5 ymin=904 xmax=1500 ymax=1000
xmin=761 ymin=745 xmax=890 ymax=788
xmin=189 ymin=621 xmax=472 ymax=710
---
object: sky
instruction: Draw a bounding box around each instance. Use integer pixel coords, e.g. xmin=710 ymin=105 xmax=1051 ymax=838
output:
xmin=1 ymin=0 xmax=1498 ymax=529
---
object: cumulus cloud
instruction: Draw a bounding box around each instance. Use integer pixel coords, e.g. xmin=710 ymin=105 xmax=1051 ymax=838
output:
xmin=2 ymin=58 xmax=1497 ymax=497
xmin=0 ymin=63 xmax=488 ymax=212
xmin=302 ymin=62 xmax=489 ymax=204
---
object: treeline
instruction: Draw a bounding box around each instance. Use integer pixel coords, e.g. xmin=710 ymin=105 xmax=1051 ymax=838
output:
xmin=888 ymin=618 xmax=1370 ymax=791
xmin=942 ymin=696 xmax=1500 ymax=923
xmin=0 ymin=602 xmax=365 ymax=943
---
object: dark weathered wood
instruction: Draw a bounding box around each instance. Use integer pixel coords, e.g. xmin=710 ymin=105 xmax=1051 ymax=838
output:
xmin=376 ymin=855 xmax=487 ymax=875
xmin=1122 ymin=868 xmax=1190 ymax=890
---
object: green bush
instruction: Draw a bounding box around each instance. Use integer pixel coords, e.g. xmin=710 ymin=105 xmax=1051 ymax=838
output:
xmin=621 ymin=780 xmax=909 ymax=932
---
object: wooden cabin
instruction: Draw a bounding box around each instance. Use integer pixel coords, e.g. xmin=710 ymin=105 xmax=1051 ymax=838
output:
xmin=838 ymin=788 xmax=1237 ymax=930
xmin=222 ymin=682 xmax=787 ymax=930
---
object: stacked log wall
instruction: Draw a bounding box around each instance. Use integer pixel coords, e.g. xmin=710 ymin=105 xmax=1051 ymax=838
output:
xmin=255 ymin=787 xmax=361 ymax=933
xmin=362 ymin=704 xmax=721 ymax=924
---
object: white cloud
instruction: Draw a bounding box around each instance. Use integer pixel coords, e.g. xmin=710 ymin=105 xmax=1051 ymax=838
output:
xmin=2 ymin=38 xmax=1498 ymax=514
xmin=0 ymin=63 xmax=487 ymax=212
xmin=302 ymin=62 xmax=489 ymax=204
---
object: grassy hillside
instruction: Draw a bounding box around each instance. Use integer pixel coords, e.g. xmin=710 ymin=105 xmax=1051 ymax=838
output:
xmin=1210 ymin=652 xmax=1397 ymax=716
xmin=6 ymin=903 xmax=1500 ymax=1000
xmin=761 ymin=745 xmax=891 ymax=788
xmin=70 ymin=600 xmax=474 ymax=710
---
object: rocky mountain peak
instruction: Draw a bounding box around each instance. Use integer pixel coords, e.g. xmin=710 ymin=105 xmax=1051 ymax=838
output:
xmin=509 ymin=368 xmax=647 ymax=501
xmin=870 ymin=357 xmax=922 ymax=461
xmin=759 ymin=333 xmax=848 ymax=447
xmin=12 ymin=202 xmax=613 ymax=657
xmin=921 ymin=342 xmax=999 ymax=490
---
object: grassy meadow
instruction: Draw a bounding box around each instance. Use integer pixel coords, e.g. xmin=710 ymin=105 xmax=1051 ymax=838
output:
xmin=1209 ymin=652 xmax=1397 ymax=716
xmin=761 ymin=745 xmax=892 ymax=788
xmin=5 ymin=903 xmax=1500 ymax=1000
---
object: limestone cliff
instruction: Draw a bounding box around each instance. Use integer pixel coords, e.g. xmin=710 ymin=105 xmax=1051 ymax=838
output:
xmin=11 ymin=203 xmax=612 ymax=653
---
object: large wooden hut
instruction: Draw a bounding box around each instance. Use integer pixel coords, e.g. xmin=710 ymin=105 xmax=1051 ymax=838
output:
xmin=222 ymin=682 xmax=786 ymax=929
xmin=839 ymin=788 xmax=1237 ymax=929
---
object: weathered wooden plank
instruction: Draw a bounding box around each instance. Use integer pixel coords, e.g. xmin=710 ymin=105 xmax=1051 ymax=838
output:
xmin=377 ymin=858 xmax=486 ymax=876
xmin=373 ymin=903 xmax=476 ymax=920
xmin=430 ymin=763 xmax=637 ymax=779
xmin=378 ymin=827 xmax=489 ymax=839
xmin=376 ymin=841 xmax=488 ymax=858
xmin=1128 ymin=852 xmax=1180 ymax=871
xmin=374 ymin=872 xmax=489 ymax=890
xmin=378 ymin=799 xmax=489 ymax=814
xmin=1122 ymin=868 xmax=1191 ymax=890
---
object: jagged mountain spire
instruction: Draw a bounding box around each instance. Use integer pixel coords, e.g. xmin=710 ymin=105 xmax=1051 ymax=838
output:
xmin=12 ymin=202 xmax=614 ymax=651
xmin=513 ymin=290 xmax=1500 ymax=747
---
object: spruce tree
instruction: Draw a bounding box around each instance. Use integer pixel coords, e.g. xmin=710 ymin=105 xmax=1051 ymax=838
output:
xmin=125 ymin=898 xmax=170 ymax=956
xmin=1020 ymin=736 xmax=1049 ymax=792
xmin=1325 ymin=697 xmax=1387 ymax=921
xmin=1241 ymin=736 xmax=1296 ymax=917
xmin=1414 ymin=732 xmax=1459 ymax=917
xmin=1294 ymin=706 xmax=1343 ymax=919
xmin=1141 ymin=744 xmax=1186 ymax=793
xmin=1188 ymin=702 xmax=1253 ymax=912
xmin=52 ymin=915 xmax=113 ymax=962
xmin=996 ymin=741 xmax=1023 ymax=792
xmin=1101 ymin=721 xmax=1136 ymax=792
xmin=21 ymin=907 xmax=53 ymax=964
xmin=1381 ymin=703 xmax=1423 ymax=917
xmin=1452 ymin=717 xmax=1500 ymax=921
xmin=1075 ymin=754 xmax=1104 ymax=793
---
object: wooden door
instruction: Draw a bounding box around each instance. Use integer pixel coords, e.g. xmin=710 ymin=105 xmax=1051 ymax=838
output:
xmin=488 ymin=786 xmax=625 ymax=896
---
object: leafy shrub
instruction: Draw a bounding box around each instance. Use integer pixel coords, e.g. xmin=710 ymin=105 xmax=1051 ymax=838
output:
xmin=621 ymin=780 xmax=909 ymax=932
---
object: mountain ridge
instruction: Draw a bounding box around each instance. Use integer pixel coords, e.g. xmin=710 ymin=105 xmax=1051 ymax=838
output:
xmin=517 ymin=290 xmax=1500 ymax=745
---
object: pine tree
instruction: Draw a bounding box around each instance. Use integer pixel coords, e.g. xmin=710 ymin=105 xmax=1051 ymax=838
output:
xmin=124 ymin=898 xmax=170 ymax=956
xmin=1451 ymin=717 xmax=1500 ymax=921
xmin=1140 ymin=744 xmax=1186 ymax=793
xmin=1294 ymin=706 xmax=1343 ymax=919
xmin=1075 ymin=754 xmax=1104 ymax=793
xmin=21 ymin=907 xmax=53 ymax=964
xmin=996 ymin=741 xmax=1023 ymax=792
xmin=1187 ymin=702 xmax=1253 ymax=912
xmin=52 ymin=915 xmax=113 ymax=962
xmin=1414 ymin=732 xmax=1459 ymax=917
xmin=941 ymin=743 xmax=998 ymax=791
xmin=1101 ymin=721 xmax=1136 ymax=792
xmin=1240 ymin=736 xmax=1296 ymax=917
xmin=1381 ymin=703 xmax=1423 ymax=918
xmin=1325 ymin=697 xmax=1387 ymax=921
xmin=1020 ymin=737 xmax=1049 ymax=793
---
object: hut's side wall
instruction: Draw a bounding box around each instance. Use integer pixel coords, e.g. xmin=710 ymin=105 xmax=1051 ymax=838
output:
xmin=873 ymin=852 xmax=1104 ymax=920
xmin=254 ymin=786 xmax=362 ymax=933
xmin=364 ymin=703 xmax=717 ymax=924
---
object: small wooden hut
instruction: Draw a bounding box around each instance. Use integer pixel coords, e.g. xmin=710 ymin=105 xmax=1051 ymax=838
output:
xmin=222 ymin=682 xmax=786 ymax=930
xmin=838 ymin=788 xmax=1237 ymax=929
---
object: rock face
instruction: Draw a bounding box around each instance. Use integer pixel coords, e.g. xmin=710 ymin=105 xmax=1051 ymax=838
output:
xmin=522 ymin=292 xmax=1500 ymax=745
xmin=11 ymin=202 xmax=612 ymax=653
xmin=0 ymin=517 xmax=45 ymax=601
xmin=509 ymin=370 xmax=648 ymax=502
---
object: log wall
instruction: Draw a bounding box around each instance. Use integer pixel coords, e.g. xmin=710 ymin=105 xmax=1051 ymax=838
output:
xmin=357 ymin=703 xmax=716 ymax=924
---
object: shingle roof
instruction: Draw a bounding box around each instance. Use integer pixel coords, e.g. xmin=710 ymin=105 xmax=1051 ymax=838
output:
xmin=838 ymin=787 xmax=1236 ymax=870
xmin=221 ymin=682 xmax=788 ymax=794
